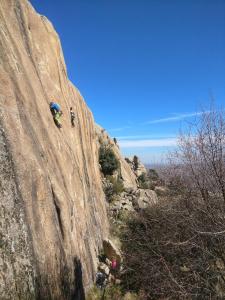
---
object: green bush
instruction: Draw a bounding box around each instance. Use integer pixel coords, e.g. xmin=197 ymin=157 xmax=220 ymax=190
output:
xmin=109 ymin=176 xmax=124 ymax=194
xmin=137 ymin=173 xmax=149 ymax=189
xmin=104 ymin=176 xmax=124 ymax=202
xmin=133 ymin=155 xmax=139 ymax=171
xmin=99 ymin=146 xmax=120 ymax=176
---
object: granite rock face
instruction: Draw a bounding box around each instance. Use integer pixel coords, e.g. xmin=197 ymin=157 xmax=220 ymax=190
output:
xmin=0 ymin=0 xmax=109 ymax=298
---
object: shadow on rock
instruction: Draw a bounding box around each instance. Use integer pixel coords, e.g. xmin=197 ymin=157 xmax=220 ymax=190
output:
xmin=73 ymin=258 xmax=85 ymax=300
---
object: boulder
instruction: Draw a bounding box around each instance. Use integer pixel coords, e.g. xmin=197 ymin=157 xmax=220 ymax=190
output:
xmin=135 ymin=162 xmax=147 ymax=177
xmin=123 ymin=204 xmax=135 ymax=212
xmin=124 ymin=187 xmax=135 ymax=194
xmin=103 ymin=239 xmax=122 ymax=264
xmin=121 ymin=199 xmax=132 ymax=206
xmin=136 ymin=189 xmax=158 ymax=209
xmin=105 ymin=258 xmax=112 ymax=267
xmin=125 ymin=155 xmax=147 ymax=177
xmin=111 ymin=201 xmax=122 ymax=211
xmin=98 ymin=262 xmax=110 ymax=276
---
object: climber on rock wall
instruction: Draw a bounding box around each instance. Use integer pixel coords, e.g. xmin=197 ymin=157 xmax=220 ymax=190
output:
xmin=70 ymin=107 xmax=75 ymax=127
xmin=49 ymin=102 xmax=63 ymax=128
xmin=95 ymin=271 xmax=107 ymax=289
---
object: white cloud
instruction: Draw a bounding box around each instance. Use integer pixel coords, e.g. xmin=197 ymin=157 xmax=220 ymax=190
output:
xmin=107 ymin=111 xmax=207 ymax=135
xmin=108 ymin=126 xmax=131 ymax=132
xmin=144 ymin=112 xmax=204 ymax=124
xmin=116 ymin=134 xmax=176 ymax=140
xmin=119 ymin=138 xmax=177 ymax=148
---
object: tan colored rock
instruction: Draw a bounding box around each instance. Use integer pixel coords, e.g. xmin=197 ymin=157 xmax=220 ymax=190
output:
xmin=123 ymin=204 xmax=135 ymax=211
xmin=111 ymin=201 xmax=122 ymax=211
xmin=103 ymin=239 xmax=122 ymax=264
xmin=98 ymin=263 xmax=110 ymax=276
xmin=105 ymin=258 xmax=112 ymax=267
xmin=0 ymin=0 xmax=108 ymax=298
xmin=136 ymin=162 xmax=147 ymax=177
xmin=95 ymin=125 xmax=138 ymax=189
xmin=136 ymin=189 xmax=158 ymax=209
xmin=115 ymin=279 xmax=122 ymax=285
xmin=125 ymin=155 xmax=147 ymax=177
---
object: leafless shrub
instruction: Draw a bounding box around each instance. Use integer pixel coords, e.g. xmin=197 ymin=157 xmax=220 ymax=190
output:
xmin=177 ymin=108 xmax=225 ymax=209
xmin=120 ymin=108 xmax=225 ymax=299
xmin=121 ymin=197 xmax=225 ymax=299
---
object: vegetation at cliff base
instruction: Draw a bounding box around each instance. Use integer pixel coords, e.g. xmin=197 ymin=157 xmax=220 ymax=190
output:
xmin=119 ymin=109 xmax=225 ymax=299
xmin=121 ymin=197 xmax=225 ymax=299
xmin=104 ymin=175 xmax=124 ymax=202
xmin=137 ymin=173 xmax=149 ymax=189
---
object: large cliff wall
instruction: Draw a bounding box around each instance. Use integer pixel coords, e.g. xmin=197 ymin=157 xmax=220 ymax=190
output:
xmin=0 ymin=0 xmax=110 ymax=299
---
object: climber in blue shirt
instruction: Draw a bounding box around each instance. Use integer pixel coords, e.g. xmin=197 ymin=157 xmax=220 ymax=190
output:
xmin=50 ymin=102 xmax=61 ymax=114
xmin=49 ymin=101 xmax=63 ymax=128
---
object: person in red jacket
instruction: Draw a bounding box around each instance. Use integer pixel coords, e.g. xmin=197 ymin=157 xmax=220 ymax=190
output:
xmin=109 ymin=258 xmax=118 ymax=284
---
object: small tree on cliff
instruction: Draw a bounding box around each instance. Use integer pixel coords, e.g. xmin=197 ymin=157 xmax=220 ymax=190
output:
xmin=99 ymin=145 xmax=120 ymax=176
xmin=133 ymin=155 xmax=139 ymax=171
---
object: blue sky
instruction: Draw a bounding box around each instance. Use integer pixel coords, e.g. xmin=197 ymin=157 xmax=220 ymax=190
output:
xmin=30 ymin=0 xmax=225 ymax=163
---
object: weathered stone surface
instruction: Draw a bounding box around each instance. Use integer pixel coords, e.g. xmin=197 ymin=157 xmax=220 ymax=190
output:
xmin=121 ymin=199 xmax=132 ymax=206
xmin=105 ymin=258 xmax=112 ymax=267
xmin=0 ymin=0 xmax=108 ymax=298
xmin=136 ymin=190 xmax=158 ymax=209
xmin=111 ymin=201 xmax=122 ymax=211
xmin=0 ymin=126 xmax=35 ymax=299
xmin=110 ymin=187 xmax=159 ymax=213
xmin=125 ymin=156 xmax=147 ymax=177
xmin=122 ymin=204 xmax=135 ymax=211
xmin=98 ymin=262 xmax=110 ymax=276
xmin=136 ymin=163 xmax=147 ymax=177
xmin=124 ymin=187 xmax=136 ymax=194
xmin=96 ymin=125 xmax=138 ymax=189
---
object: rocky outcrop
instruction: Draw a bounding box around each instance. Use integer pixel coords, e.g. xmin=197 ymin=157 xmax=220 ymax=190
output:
xmin=125 ymin=156 xmax=147 ymax=178
xmin=95 ymin=125 xmax=138 ymax=189
xmin=135 ymin=189 xmax=158 ymax=209
xmin=110 ymin=188 xmax=158 ymax=213
xmin=0 ymin=0 xmax=108 ymax=298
